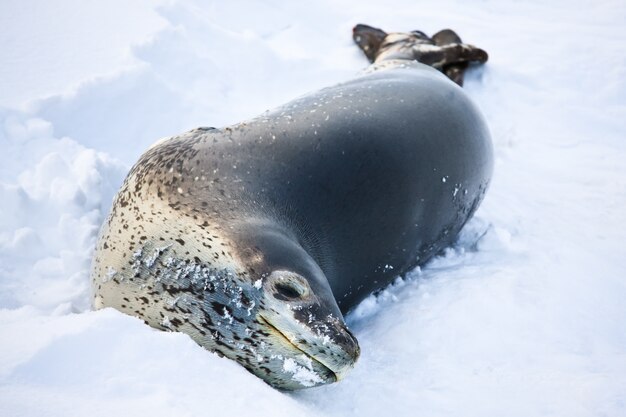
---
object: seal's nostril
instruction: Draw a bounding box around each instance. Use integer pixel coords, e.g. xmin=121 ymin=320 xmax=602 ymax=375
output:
xmin=274 ymin=281 xmax=304 ymax=300
xmin=328 ymin=322 xmax=360 ymax=362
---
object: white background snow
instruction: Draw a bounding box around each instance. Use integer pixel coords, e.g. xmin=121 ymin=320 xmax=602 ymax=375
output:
xmin=1 ymin=0 xmax=625 ymax=416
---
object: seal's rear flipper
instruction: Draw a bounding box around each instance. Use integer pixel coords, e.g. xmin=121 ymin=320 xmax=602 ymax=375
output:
xmin=441 ymin=64 xmax=468 ymax=86
xmin=353 ymin=24 xmax=388 ymax=63
xmin=353 ymin=24 xmax=488 ymax=87
xmin=432 ymin=29 xmax=462 ymax=46
xmin=433 ymin=29 xmax=473 ymax=86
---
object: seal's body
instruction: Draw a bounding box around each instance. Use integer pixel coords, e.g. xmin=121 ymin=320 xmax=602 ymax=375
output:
xmin=91 ymin=26 xmax=492 ymax=390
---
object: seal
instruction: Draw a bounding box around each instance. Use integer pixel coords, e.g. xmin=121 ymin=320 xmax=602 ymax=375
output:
xmin=91 ymin=24 xmax=492 ymax=390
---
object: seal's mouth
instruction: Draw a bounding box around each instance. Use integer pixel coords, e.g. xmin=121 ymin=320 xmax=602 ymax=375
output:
xmin=258 ymin=315 xmax=339 ymax=383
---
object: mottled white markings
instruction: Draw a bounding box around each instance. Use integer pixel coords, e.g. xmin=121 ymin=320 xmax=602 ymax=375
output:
xmin=103 ymin=267 xmax=117 ymax=283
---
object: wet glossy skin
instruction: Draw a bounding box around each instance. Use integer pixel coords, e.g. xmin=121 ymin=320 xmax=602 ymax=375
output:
xmin=183 ymin=62 xmax=493 ymax=312
xmin=91 ymin=60 xmax=492 ymax=389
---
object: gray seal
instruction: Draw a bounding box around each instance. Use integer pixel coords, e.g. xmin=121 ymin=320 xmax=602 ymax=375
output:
xmin=91 ymin=24 xmax=492 ymax=390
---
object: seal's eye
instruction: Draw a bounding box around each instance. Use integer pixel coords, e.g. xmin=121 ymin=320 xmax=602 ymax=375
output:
xmin=267 ymin=271 xmax=310 ymax=301
xmin=275 ymin=281 xmax=304 ymax=300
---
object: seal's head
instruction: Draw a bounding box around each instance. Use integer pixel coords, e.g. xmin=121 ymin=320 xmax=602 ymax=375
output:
xmin=245 ymin=269 xmax=359 ymax=388
xmin=186 ymin=266 xmax=359 ymax=390
xmin=227 ymin=220 xmax=360 ymax=389
xmin=92 ymin=199 xmax=359 ymax=390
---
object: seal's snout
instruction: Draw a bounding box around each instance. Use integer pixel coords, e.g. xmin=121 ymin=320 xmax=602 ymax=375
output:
xmin=259 ymin=269 xmax=360 ymax=387
xmin=338 ymin=324 xmax=360 ymax=361
xmin=327 ymin=322 xmax=360 ymax=381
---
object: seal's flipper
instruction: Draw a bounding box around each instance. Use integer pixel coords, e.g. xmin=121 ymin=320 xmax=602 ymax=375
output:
xmin=442 ymin=64 xmax=468 ymax=86
xmin=354 ymin=24 xmax=488 ymax=86
xmin=410 ymin=30 xmax=433 ymax=42
xmin=353 ymin=24 xmax=388 ymax=63
xmin=432 ymin=29 xmax=483 ymax=86
xmin=419 ymin=43 xmax=487 ymax=86
xmin=412 ymin=43 xmax=487 ymax=68
xmin=432 ymin=29 xmax=463 ymax=46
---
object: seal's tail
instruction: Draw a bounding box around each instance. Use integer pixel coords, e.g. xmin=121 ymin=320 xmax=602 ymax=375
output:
xmin=352 ymin=24 xmax=488 ymax=86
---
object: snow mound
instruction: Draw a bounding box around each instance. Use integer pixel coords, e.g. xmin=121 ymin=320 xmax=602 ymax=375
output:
xmin=0 ymin=114 xmax=126 ymax=311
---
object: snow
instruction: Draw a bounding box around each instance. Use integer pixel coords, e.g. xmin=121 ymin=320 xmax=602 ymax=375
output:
xmin=283 ymin=356 xmax=324 ymax=388
xmin=1 ymin=0 xmax=625 ymax=416
xmin=0 ymin=0 xmax=168 ymax=110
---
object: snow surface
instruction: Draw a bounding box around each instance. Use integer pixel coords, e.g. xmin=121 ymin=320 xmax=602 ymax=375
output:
xmin=1 ymin=1 xmax=625 ymax=416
